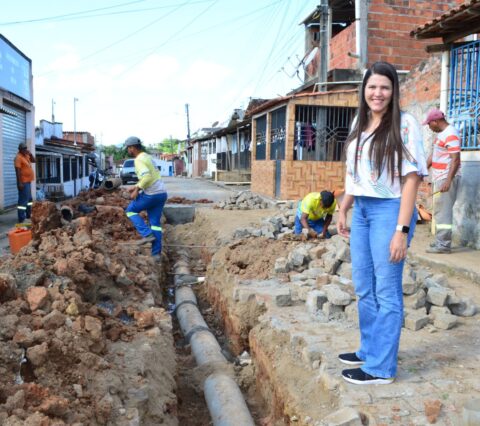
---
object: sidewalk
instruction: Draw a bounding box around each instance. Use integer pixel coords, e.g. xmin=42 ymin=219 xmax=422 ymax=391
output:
xmin=409 ymin=222 xmax=479 ymax=284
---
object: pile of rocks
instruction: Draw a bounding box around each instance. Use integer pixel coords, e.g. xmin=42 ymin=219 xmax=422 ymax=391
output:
xmin=0 ymin=193 xmax=177 ymax=425
xmin=216 ymin=191 xmax=274 ymax=210
xmin=273 ymin=235 xmax=477 ymax=329
xmin=233 ymin=206 xmax=298 ymax=239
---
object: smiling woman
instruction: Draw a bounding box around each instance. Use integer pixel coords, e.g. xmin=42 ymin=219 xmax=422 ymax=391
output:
xmin=337 ymin=61 xmax=428 ymax=385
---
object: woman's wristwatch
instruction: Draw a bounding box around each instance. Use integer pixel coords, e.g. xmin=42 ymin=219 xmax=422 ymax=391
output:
xmin=396 ymin=225 xmax=410 ymax=234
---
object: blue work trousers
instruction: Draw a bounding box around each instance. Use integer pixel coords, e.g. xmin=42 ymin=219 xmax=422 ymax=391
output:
xmin=294 ymin=216 xmax=331 ymax=238
xmin=126 ymin=191 xmax=167 ymax=256
xmin=350 ymin=196 xmax=417 ymax=378
xmin=17 ymin=182 xmax=33 ymax=223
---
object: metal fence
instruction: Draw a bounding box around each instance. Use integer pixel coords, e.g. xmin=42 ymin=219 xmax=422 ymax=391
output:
xmin=294 ymin=105 xmax=356 ymax=161
xmin=449 ymin=40 xmax=480 ymax=150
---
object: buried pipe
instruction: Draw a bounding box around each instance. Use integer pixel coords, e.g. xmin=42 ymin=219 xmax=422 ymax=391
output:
xmin=103 ymin=177 xmax=122 ymax=191
xmin=173 ymin=253 xmax=255 ymax=426
xmin=60 ymin=205 xmax=74 ymax=222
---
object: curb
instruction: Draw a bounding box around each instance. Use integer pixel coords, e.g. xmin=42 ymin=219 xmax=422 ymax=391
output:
xmin=409 ymin=252 xmax=480 ymax=284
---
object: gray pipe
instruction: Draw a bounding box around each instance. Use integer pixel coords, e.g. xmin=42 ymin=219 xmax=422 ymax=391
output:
xmin=103 ymin=177 xmax=122 ymax=191
xmin=173 ymin=256 xmax=254 ymax=426
xmin=204 ymin=373 xmax=256 ymax=426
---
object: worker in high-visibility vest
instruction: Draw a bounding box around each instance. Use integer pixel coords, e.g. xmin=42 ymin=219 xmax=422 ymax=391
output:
xmin=294 ymin=190 xmax=336 ymax=239
xmin=124 ymin=136 xmax=168 ymax=259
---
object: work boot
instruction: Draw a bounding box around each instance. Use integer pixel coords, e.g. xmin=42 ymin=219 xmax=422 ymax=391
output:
xmin=426 ymin=246 xmax=451 ymax=254
xmin=123 ymin=235 xmax=155 ymax=246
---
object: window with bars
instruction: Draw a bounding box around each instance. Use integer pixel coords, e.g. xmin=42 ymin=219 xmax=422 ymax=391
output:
xmin=449 ymin=40 xmax=480 ymax=150
xmin=270 ymin=107 xmax=286 ymax=160
xmin=255 ymin=115 xmax=267 ymax=160
xmin=36 ymin=156 xmax=61 ymax=184
xmin=294 ymin=105 xmax=355 ymax=161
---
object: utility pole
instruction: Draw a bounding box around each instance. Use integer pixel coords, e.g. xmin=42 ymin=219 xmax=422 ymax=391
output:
xmin=318 ymin=0 xmax=329 ymax=92
xmin=51 ymin=99 xmax=56 ymax=122
xmin=170 ymin=135 xmax=174 ymax=176
xmin=185 ymin=103 xmax=191 ymax=145
xmin=73 ymin=97 xmax=79 ymax=146
xmin=317 ymin=0 xmax=329 ymax=160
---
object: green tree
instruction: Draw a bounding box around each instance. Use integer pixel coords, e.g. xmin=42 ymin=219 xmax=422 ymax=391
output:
xmin=99 ymin=144 xmax=126 ymax=161
xmin=154 ymin=138 xmax=183 ymax=154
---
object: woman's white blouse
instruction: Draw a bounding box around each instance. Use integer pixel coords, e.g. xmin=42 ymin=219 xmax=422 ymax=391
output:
xmin=345 ymin=112 xmax=428 ymax=198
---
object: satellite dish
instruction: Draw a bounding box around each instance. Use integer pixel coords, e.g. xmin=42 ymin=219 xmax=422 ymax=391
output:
xmin=212 ymin=121 xmax=219 ymax=127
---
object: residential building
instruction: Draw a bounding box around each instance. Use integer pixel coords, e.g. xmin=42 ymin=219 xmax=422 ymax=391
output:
xmin=35 ymin=120 xmax=96 ymax=199
xmin=0 ymin=34 xmax=34 ymax=209
xmin=250 ymin=1 xmax=464 ymax=200
xmin=409 ymin=0 xmax=480 ymax=249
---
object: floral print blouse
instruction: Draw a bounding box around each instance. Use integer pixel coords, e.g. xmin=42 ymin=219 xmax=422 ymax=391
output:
xmin=345 ymin=112 xmax=428 ymax=198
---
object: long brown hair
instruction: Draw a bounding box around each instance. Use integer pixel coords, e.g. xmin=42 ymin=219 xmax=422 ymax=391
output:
xmin=347 ymin=62 xmax=409 ymax=183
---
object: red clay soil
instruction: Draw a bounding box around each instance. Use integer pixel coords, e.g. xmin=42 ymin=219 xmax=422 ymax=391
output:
xmin=167 ymin=196 xmax=213 ymax=204
xmin=0 ymin=189 xmax=175 ymax=425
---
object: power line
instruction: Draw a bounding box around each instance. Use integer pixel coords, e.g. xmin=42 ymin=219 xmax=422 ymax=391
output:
xmin=0 ymin=0 xmax=147 ymax=26
xmin=102 ymin=0 xmax=220 ymax=80
xmin=252 ymin=0 xmax=291 ymax=93
xmin=80 ymin=0 xmax=193 ymax=62
xmin=1 ymin=1 xmax=214 ymax=25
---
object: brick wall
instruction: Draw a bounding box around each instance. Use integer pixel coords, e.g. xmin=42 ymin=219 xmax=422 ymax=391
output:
xmin=367 ymin=0 xmax=463 ymax=70
xmin=281 ymin=161 xmax=345 ymax=200
xmin=329 ymin=23 xmax=357 ymax=70
xmin=251 ymin=160 xmax=276 ymax=198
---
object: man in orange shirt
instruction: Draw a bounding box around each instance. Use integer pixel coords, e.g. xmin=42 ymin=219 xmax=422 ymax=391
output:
xmin=14 ymin=143 xmax=36 ymax=223
xmin=423 ymin=109 xmax=461 ymax=254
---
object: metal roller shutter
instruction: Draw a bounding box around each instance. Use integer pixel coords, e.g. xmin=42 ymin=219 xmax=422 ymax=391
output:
xmin=2 ymin=104 xmax=27 ymax=208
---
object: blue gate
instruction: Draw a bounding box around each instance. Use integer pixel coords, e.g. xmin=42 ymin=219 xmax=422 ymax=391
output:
xmin=448 ymin=40 xmax=480 ymax=150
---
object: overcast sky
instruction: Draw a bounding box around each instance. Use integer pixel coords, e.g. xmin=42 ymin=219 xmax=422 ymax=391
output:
xmin=1 ymin=0 xmax=319 ymax=146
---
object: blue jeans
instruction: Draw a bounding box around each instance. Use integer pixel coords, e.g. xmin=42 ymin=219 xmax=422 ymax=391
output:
xmin=17 ymin=182 xmax=33 ymax=223
xmin=350 ymin=196 xmax=417 ymax=378
xmin=294 ymin=216 xmax=331 ymax=238
xmin=126 ymin=191 xmax=167 ymax=256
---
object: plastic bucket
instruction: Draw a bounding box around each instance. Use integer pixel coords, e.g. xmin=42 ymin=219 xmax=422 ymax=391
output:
xmin=8 ymin=228 xmax=32 ymax=254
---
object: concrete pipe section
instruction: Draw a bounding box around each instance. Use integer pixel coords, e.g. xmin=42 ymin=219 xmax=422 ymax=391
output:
xmin=173 ymin=254 xmax=254 ymax=426
xmin=103 ymin=177 xmax=122 ymax=191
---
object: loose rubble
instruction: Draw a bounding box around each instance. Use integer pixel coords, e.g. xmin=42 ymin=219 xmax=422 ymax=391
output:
xmin=199 ymin=208 xmax=479 ymax=425
xmin=216 ymin=190 xmax=276 ymax=210
xmin=0 ymin=188 xmax=176 ymax=425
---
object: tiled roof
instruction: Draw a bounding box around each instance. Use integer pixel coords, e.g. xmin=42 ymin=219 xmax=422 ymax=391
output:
xmin=410 ymin=0 xmax=480 ymax=42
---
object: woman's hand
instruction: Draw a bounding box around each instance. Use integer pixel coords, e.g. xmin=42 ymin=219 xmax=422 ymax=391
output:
xmin=337 ymin=210 xmax=350 ymax=237
xmin=389 ymin=231 xmax=407 ymax=263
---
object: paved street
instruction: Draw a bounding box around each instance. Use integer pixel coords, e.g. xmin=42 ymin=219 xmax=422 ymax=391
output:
xmin=163 ymin=176 xmax=246 ymax=203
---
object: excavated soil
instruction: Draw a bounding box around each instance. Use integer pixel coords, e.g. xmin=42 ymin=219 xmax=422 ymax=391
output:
xmin=0 ymin=189 xmax=176 ymax=425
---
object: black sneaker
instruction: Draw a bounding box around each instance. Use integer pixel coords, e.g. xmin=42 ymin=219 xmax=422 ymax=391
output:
xmin=342 ymin=368 xmax=394 ymax=385
xmin=338 ymin=352 xmax=364 ymax=366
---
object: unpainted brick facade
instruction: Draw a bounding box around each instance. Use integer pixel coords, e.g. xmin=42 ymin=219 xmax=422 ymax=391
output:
xmin=251 ymin=91 xmax=358 ymax=200
xmin=366 ymin=1 xmax=462 ymax=69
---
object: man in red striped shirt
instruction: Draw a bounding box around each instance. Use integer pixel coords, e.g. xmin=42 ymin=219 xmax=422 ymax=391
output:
xmin=423 ymin=108 xmax=461 ymax=254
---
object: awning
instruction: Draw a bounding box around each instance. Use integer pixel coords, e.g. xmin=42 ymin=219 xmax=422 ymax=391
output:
xmin=36 ymin=144 xmax=82 ymax=157
xmin=411 ymin=0 xmax=480 ymax=43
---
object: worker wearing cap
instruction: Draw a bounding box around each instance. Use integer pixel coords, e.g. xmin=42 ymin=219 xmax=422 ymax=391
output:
xmin=294 ymin=190 xmax=336 ymax=238
xmin=423 ymin=108 xmax=461 ymax=254
xmin=124 ymin=136 xmax=168 ymax=258
xmin=14 ymin=143 xmax=35 ymax=223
